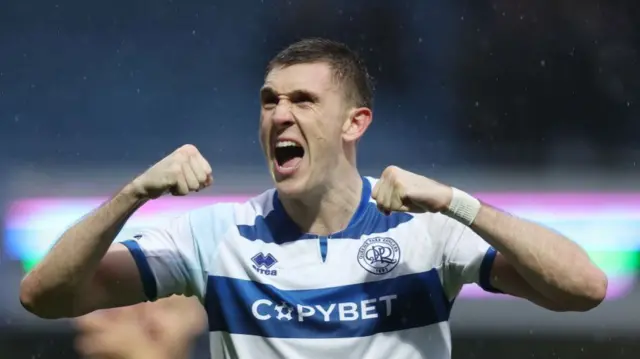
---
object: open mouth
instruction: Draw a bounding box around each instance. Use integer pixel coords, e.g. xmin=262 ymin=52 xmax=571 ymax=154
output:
xmin=274 ymin=140 xmax=305 ymax=169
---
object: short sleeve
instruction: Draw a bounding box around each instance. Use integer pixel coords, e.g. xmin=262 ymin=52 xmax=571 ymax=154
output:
xmin=120 ymin=203 xmax=235 ymax=302
xmin=428 ymin=214 xmax=502 ymax=299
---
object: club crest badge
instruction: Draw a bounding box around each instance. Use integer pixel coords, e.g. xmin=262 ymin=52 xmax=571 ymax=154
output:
xmin=357 ymin=237 xmax=401 ymax=275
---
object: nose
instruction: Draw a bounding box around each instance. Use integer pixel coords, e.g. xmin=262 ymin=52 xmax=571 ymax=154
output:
xmin=272 ymin=99 xmax=295 ymax=127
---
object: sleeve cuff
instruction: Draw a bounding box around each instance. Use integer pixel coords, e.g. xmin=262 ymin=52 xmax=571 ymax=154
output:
xmin=478 ymin=247 xmax=504 ymax=294
xmin=121 ymin=240 xmax=158 ymax=301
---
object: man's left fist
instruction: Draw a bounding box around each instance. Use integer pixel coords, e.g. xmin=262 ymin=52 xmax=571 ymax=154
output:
xmin=372 ymin=166 xmax=453 ymax=215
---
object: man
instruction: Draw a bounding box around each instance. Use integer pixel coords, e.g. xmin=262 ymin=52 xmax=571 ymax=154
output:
xmin=20 ymin=38 xmax=607 ymax=359
xmin=75 ymin=296 xmax=206 ymax=359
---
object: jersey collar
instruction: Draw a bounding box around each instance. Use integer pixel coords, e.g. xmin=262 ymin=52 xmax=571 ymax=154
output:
xmin=271 ymin=177 xmax=372 ymax=241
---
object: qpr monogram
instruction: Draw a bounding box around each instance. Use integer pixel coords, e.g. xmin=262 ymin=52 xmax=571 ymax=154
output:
xmin=357 ymin=237 xmax=401 ymax=275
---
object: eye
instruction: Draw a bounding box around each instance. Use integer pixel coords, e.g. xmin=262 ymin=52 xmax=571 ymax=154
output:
xmin=261 ymin=93 xmax=278 ymax=110
xmin=290 ymin=92 xmax=315 ymax=107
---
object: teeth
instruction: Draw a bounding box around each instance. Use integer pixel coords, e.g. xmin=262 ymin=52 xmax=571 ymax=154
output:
xmin=275 ymin=140 xmax=300 ymax=148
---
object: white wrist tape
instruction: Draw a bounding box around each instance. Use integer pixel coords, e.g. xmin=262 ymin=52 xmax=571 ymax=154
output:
xmin=443 ymin=187 xmax=481 ymax=226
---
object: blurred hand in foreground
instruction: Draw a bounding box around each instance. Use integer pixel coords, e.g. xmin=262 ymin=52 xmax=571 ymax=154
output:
xmin=75 ymin=295 xmax=206 ymax=359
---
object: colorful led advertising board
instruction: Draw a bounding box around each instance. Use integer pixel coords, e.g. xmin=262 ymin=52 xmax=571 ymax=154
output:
xmin=4 ymin=193 xmax=639 ymax=299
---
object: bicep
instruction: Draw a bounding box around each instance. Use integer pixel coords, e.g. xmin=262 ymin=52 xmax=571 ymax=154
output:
xmin=78 ymin=244 xmax=147 ymax=315
xmin=490 ymin=253 xmax=566 ymax=311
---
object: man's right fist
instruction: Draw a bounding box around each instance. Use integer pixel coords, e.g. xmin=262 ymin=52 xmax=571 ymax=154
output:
xmin=130 ymin=144 xmax=213 ymax=199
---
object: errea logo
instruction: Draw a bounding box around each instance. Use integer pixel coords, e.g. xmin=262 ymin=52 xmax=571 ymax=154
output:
xmin=251 ymin=252 xmax=278 ymax=276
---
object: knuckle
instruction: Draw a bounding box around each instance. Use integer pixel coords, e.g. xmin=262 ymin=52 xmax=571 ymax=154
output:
xmin=387 ymin=165 xmax=399 ymax=174
xmin=178 ymin=144 xmax=199 ymax=156
xmin=382 ymin=166 xmax=396 ymax=177
xmin=172 ymin=151 xmax=189 ymax=162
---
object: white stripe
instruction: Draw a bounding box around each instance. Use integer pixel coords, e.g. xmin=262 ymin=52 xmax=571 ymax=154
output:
xmin=210 ymin=323 xmax=453 ymax=359
xmin=209 ymin=220 xmax=446 ymax=291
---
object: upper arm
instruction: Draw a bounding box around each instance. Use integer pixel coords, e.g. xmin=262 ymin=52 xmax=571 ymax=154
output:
xmin=116 ymin=211 xmax=205 ymax=302
xmin=73 ymin=213 xmax=200 ymax=316
xmin=437 ymin=214 xmax=566 ymax=310
xmin=79 ymin=243 xmax=148 ymax=314
xmin=116 ymin=203 xmax=235 ymax=303
xmin=432 ymin=214 xmax=501 ymax=299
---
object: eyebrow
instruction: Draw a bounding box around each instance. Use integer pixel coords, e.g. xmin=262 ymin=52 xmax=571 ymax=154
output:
xmin=259 ymin=86 xmax=320 ymax=103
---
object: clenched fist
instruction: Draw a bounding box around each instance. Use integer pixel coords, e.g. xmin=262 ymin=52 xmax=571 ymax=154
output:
xmin=372 ymin=166 xmax=453 ymax=215
xmin=130 ymin=144 xmax=213 ymax=199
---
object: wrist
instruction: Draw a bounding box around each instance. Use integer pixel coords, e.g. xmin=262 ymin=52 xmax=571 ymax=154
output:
xmin=119 ymin=182 xmax=150 ymax=207
xmin=442 ymin=187 xmax=481 ymax=226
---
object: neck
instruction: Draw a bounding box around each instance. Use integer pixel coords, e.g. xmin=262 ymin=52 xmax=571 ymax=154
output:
xmin=280 ymin=166 xmax=363 ymax=235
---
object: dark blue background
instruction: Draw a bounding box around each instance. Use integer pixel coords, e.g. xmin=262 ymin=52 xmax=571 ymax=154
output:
xmin=0 ymin=1 xmax=639 ymax=358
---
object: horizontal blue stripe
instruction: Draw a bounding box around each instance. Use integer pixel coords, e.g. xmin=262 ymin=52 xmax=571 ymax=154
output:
xmin=120 ymin=240 xmax=158 ymax=301
xmin=478 ymin=247 xmax=503 ymax=294
xmin=204 ymin=269 xmax=451 ymax=339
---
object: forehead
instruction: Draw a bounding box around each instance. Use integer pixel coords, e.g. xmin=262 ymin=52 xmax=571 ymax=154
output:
xmin=264 ymin=62 xmax=338 ymax=95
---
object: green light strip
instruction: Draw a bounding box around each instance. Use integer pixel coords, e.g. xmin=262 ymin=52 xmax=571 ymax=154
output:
xmin=588 ymin=250 xmax=640 ymax=276
xmin=22 ymin=257 xmax=41 ymax=273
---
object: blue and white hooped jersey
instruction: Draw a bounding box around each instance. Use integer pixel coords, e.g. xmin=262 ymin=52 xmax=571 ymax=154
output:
xmin=121 ymin=177 xmax=500 ymax=359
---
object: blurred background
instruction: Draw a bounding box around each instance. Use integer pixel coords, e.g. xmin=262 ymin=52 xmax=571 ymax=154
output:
xmin=0 ymin=0 xmax=639 ymax=358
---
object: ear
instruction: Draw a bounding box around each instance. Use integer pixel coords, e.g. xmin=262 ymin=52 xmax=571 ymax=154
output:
xmin=341 ymin=107 xmax=372 ymax=143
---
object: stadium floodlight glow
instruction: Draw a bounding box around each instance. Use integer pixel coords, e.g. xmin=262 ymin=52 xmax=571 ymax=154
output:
xmin=4 ymin=193 xmax=640 ymax=299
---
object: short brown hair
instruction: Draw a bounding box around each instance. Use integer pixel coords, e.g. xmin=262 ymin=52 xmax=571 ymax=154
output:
xmin=266 ymin=38 xmax=374 ymax=108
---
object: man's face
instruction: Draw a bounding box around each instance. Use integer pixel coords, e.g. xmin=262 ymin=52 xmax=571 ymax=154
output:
xmin=259 ymin=62 xmax=349 ymax=198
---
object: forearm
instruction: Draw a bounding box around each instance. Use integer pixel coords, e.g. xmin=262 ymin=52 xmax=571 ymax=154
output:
xmin=470 ymin=204 xmax=607 ymax=308
xmin=20 ymin=184 xmax=146 ymax=316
